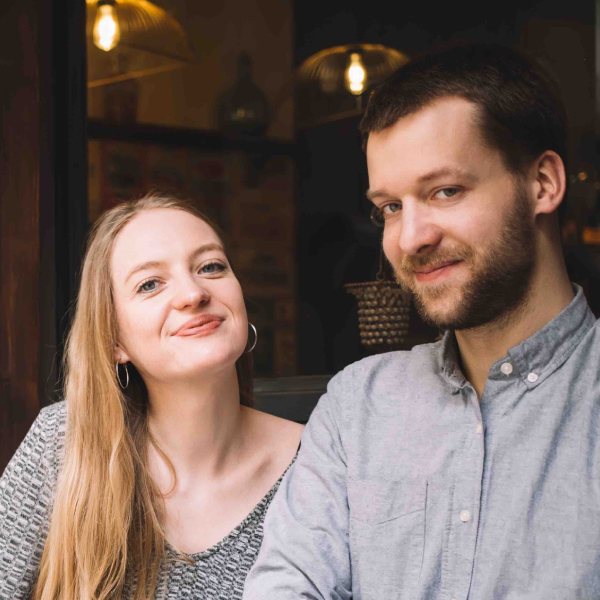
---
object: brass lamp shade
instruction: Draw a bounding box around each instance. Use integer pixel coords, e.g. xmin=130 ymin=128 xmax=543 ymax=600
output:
xmin=295 ymin=43 xmax=408 ymax=126
xmin=86 ymin=0 xmax=193 ymax=88
xmin=298 ymin=43 xmax=409 ymax=93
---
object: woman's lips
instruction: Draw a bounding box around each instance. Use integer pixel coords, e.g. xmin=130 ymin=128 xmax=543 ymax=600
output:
xmin=174 ymin=315 xmax=224 ymax=337
xmin=414 ymin=261 xmax=461 ymax=283
xmin=176 ymin=320 xmax=222 ymax=337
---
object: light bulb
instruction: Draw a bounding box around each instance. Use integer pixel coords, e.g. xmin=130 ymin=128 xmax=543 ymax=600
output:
xmin=345 ymin=52 xmax=366 ymax=96
xmin=93 ymin=2 xmax=120 ymax=52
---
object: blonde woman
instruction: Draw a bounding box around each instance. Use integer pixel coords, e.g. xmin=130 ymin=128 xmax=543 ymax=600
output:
xmin=0 ymin=194 xmax=303 ymax=600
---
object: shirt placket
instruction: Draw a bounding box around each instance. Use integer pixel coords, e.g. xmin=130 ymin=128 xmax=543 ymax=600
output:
xmin=444 ymin=382 xmax=485 ymax=600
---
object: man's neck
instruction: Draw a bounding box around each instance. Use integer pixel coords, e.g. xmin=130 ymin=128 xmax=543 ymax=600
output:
xmin=455 ymin=266 xmax=574 ymax=399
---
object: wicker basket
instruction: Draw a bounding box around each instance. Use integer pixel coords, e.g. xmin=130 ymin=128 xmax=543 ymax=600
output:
xmin=344 ymin=279 xmax=411 ymax=350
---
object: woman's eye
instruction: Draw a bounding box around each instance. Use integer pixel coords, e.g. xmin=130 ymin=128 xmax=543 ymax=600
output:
xmin=382 ymin=202 xmax=402 ymax=215
xmin=137 ymin=278 xmax=160 ymax=294
xmin=200 ymin=261 xmax=226 ymax=274
xmin=436 ymin=187 xmax=459 ymax=199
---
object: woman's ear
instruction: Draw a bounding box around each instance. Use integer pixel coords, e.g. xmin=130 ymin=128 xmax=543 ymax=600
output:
xmin=114 ymin=342 xmax=131 ymax=364
xmin=531 ymin=150 xmax=566 ymax=217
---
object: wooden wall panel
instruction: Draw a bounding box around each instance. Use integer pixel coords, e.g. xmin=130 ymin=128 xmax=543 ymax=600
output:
xmin=0 ymin=0 xmax=41 ymax=471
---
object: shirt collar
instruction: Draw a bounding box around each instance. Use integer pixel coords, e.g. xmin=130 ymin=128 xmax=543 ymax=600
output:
xmin=438 ymin=284 xmax=596 ymax=389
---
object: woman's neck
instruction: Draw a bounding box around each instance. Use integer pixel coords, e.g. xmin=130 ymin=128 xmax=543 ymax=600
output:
xmin=145 ymin=365 xmax=246 ymax=491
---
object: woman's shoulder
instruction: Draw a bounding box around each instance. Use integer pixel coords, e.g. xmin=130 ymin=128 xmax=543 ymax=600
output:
xmin=38 ymin=400 xmax=68 ymax=429
xmin=244 ymin=407 xmax=303 ymax=450
xmin=0 ymin=401 xmax=67 ymax=599
xmin=34 ymin=400 xmax=68 ymax=455
xmin=1 ymin=401 xmax=67 ymax=482
xmin=242 ymin=407 xmax=303 ymax=480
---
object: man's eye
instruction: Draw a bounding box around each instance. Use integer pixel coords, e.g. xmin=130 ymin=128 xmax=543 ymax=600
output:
xmin=382 ymin=202 xmax=402 ymax=214
xmin=370 ymin=206 xmax=385 ymax=227
xmin=436 ymin=187 xmax=459 ymax=198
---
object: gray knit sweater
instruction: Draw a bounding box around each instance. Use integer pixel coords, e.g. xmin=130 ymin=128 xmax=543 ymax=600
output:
xmin=0 ymin=402 xmax=292 ymax=600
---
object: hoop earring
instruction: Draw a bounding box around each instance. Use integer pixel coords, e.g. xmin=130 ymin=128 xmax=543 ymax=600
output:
xmin=116 ymin=361 xmax=129 ymax=389
xmin=245 ymin=323 xmax=258 ymax=353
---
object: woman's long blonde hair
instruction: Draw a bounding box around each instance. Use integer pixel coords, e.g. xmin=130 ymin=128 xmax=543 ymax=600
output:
xmin=34 ymin=193 xmax=253 ymax=600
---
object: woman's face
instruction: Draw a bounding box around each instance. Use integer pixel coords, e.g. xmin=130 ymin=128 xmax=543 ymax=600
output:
xmin=111 ymin=208 xmax=248 ymax=384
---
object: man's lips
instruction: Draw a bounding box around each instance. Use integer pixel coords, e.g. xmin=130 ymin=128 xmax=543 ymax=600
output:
xmin=414 ymin=260 xmax=460 ymax=275
xmin=173 ymin=314 xmax=224 ymax=337
xmin=414 ymin=260 xmax=461 ymax=282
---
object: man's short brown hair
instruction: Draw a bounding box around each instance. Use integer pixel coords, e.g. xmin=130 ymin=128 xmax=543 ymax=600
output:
xmin=360 ymin=43 xmax=569 ymax=212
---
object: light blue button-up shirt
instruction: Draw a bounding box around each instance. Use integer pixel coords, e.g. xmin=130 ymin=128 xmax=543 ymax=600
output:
xmin=243 ymin=285 xmax=600 ymax=600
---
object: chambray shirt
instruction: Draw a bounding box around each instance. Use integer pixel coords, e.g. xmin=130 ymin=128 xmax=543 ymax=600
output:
xmin=243 ymin=285 xmax=600 ymax=600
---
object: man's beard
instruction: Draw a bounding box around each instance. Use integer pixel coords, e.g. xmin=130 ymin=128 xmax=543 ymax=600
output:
xmin=393 ymin=184 xmax=536 ymax=331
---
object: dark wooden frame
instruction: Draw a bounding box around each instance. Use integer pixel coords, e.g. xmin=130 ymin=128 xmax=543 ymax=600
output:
xmin=87 ymin=118 xmax=297 ymax=155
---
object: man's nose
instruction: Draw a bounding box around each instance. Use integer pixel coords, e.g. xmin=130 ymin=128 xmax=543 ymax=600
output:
xmin=395 ymin=201 xmax=442 ymax=256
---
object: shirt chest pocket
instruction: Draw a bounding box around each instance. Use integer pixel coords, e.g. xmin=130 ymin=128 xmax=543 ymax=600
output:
xmin=348 ymin=478 xmax=427 ymax=600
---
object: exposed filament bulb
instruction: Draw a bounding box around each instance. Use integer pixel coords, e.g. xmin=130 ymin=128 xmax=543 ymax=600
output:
xmin=345 ymin=52 xmax=366 ymax=95
xmin=93 ymin=1 xmax=120 ymax=52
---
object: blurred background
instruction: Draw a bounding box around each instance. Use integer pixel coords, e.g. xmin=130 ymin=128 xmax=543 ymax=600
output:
xmin=1 ymin=0 xmax=598 ymax=470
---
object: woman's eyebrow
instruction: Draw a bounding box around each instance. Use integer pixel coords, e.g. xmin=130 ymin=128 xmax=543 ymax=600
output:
xmin=124 ymin=243 xmax=225 ymax=285
xmin=188 ymin=243 xmax=225 ymax=262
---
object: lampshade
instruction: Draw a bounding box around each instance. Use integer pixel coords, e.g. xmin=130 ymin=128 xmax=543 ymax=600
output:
xmin=298 ymin=43 xmax=408 ymax=94
xmin=295 ymin=43 xmax=408 ymax=126
xmin=86 ymin=0 xmax=194 ymax=88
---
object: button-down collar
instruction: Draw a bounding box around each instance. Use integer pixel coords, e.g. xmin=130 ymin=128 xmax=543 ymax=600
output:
xmin=438 ymin=284 xmax=596 ymax=389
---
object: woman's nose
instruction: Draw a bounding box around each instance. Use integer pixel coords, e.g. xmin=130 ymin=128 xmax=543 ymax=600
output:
xmin=171 ymin=277 xmax=210 ymax=310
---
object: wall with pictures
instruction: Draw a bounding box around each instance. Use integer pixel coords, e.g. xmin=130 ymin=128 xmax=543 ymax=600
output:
xmin=88 ymin=140 xmax=297 ymax=377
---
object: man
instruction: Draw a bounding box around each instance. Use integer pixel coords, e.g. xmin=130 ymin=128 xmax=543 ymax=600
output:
xmin=243 ymin=44 xmax=600 ymax=599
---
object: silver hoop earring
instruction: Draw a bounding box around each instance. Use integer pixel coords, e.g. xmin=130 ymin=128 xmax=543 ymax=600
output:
xmin=245 ymin=323 xmax=258 ymax=353
xmin=116 ymin=361 xmax=129 ymax=389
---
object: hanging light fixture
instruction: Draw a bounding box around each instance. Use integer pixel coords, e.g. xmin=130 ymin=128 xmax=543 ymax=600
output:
xmin=298 ymin=44 xmax=408 ymax=96
xmin=86 ymin=0 xmax=194 ymax=87
xmin=93 ymin=0 xmax=120 ymax=52
xmin=344 ymin=52 xmax=367 ymax=95
xmin=296 ymin=43 xmax=408 ymax=124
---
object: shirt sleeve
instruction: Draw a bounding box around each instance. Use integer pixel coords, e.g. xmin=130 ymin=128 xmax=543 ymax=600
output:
xmin=0 ymin=405 xmax=63 ymax=600
xmin=243 ymin=372 xmax=352 ymax=600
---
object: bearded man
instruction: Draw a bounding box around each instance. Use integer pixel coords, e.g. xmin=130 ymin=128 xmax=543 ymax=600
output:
xmin=243 ymin=43 xmax=600 ymax=600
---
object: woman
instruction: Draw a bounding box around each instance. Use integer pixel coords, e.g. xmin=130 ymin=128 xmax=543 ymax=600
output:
xmin=0 ymin=193 xmax=303 ymax=600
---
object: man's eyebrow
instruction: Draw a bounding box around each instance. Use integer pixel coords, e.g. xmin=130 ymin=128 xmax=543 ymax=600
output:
xmin=365 ymin=189 xmax=396 ymax=202
xmin=416 ymin=167 xmax=479 ymax=185
xmin=366 ymin=167 xmax=478 ymax=202
xmin=124 ymin=242 xmax=225 ymax=284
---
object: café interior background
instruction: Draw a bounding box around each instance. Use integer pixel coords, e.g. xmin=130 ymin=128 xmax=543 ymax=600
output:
xmin=0 ymin=0 xmax=598 ymax=469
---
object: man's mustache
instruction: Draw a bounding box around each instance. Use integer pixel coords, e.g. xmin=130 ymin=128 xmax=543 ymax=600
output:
xmin=397 ymin=247 xmax=474 ymax=275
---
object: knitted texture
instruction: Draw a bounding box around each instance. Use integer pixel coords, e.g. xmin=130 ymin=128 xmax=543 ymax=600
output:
xmin=0 ymin=402 xmax=291 ymax=600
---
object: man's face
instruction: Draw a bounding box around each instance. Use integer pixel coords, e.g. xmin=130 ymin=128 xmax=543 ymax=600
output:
xmin=366 ymin=96 xmax=536 ymax=331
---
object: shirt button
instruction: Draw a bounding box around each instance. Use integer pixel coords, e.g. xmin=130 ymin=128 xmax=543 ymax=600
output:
xmin=476 ymin=423 xmax=483 ymax=434
xmin=527 ymin=372 xmax=539 ymax=383
xmin=500 ymin=362 xmax=513 ymax=375
xmin=460 ymin=509 xmax=471 ymax=522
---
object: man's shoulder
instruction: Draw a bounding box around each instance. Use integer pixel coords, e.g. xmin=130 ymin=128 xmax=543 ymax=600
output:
xmin=330 ymin=339 xmax=443 ymax=389
xmin=322 ymin=339 xmax=445 ymax=419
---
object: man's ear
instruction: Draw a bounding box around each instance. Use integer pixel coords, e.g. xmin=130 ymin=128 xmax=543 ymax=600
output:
xmin=530 ymin=150 xmax=566 ymax=216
